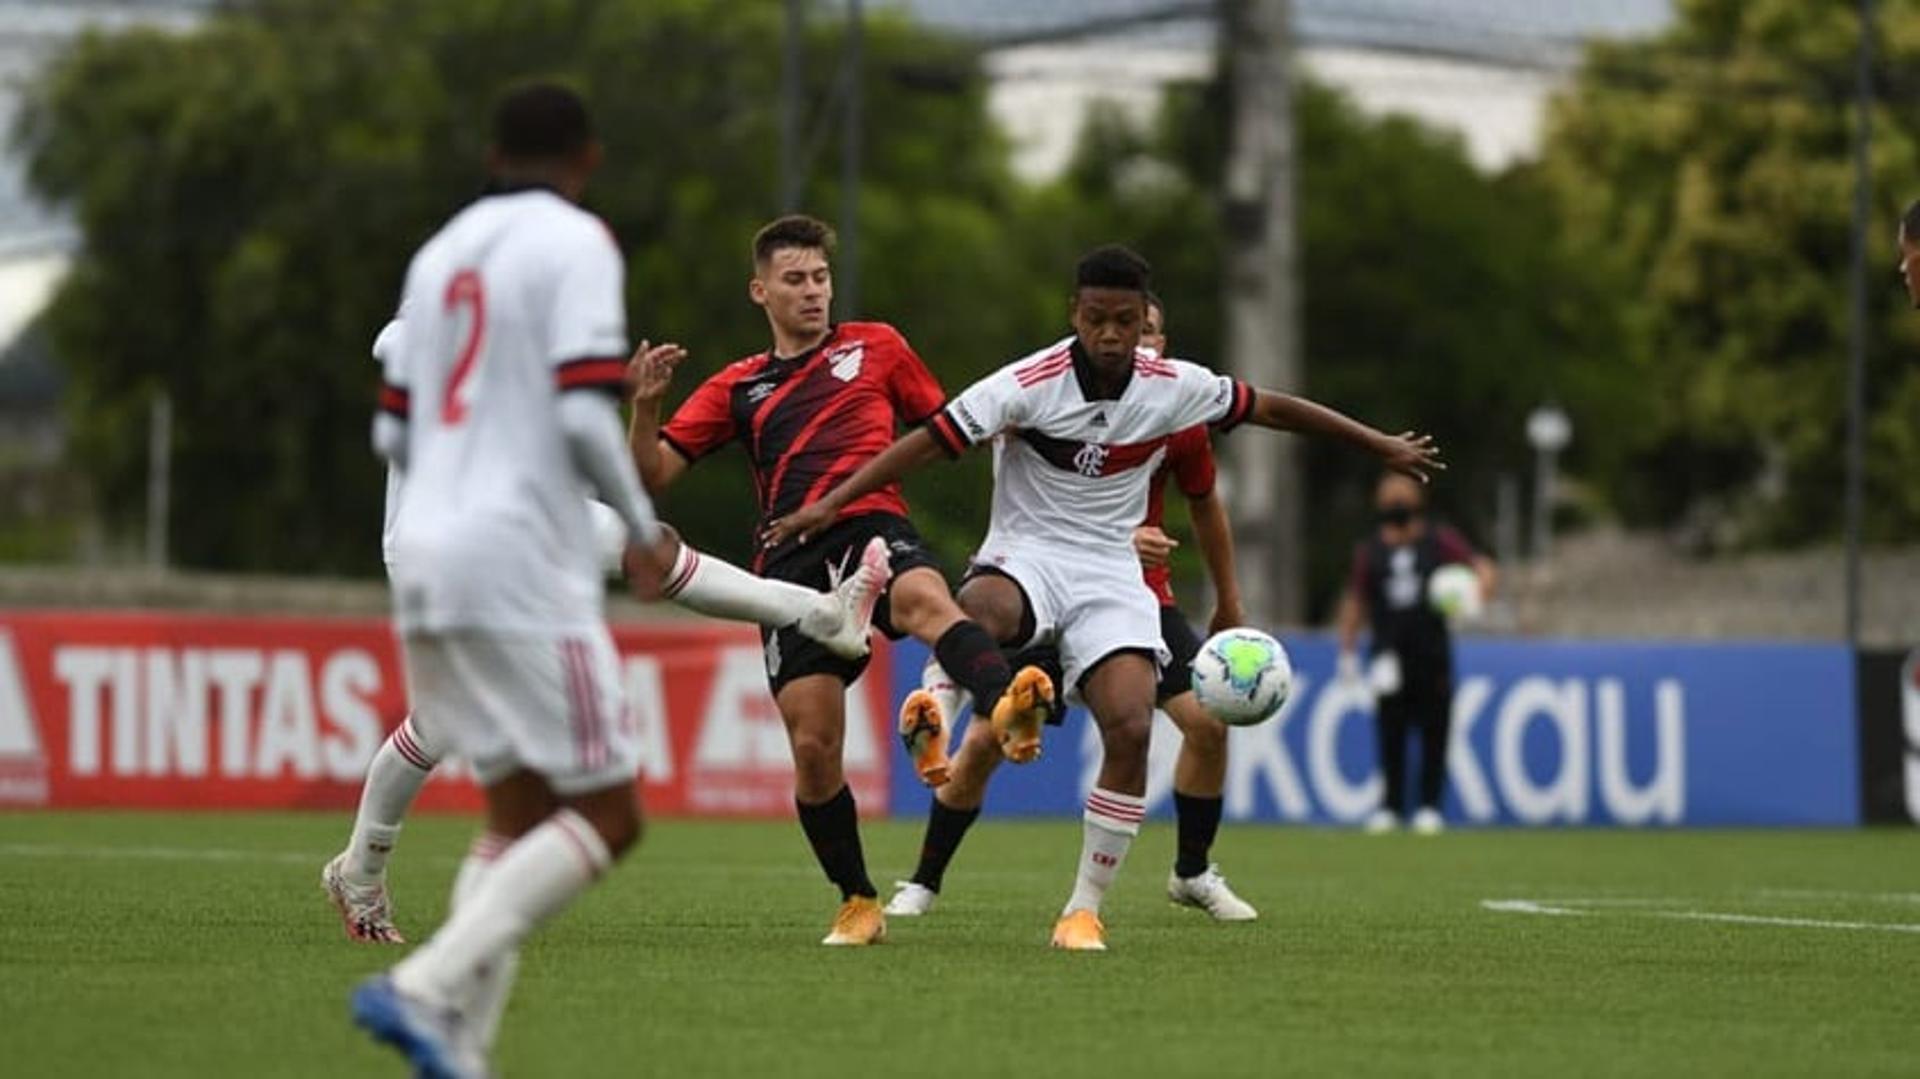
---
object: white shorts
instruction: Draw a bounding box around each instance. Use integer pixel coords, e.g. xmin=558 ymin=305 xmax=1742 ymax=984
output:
xmin=971 ymin=540 xmax=1168 ymax=703
xmin=400 ymin=627 xmax=637 ymax=795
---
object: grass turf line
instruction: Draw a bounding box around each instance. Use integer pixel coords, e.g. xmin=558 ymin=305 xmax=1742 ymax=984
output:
xmin=1 ymin=812 xmax=1916 ymax=1077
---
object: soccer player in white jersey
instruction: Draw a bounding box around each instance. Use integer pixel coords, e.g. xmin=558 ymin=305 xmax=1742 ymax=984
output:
xmin=769 ymin=245 xmax=1441 ymax=951
xmin=346 ymin=84 xmax=884 ymax=1076
xmin=322 ymin=320 xmax=885 ymax=946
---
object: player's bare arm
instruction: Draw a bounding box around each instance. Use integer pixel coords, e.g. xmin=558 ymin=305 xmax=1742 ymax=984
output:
xmin=763 ymin=426 xmax=947 ymax=546
xmin=625 ymin=339 xmax=690 ymax=493
xmin=1188 ymin=489 xmax=1245 ymax=633
xmin=1248 ymin=390 xmax=1443 ymax=482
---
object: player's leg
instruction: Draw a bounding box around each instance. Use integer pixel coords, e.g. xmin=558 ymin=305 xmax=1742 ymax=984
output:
xmin=1410 ymin=673 xmax=1453 ymax=834
xmin=947 ymin=569 xmax=1057 ymax=762
xmin=1163 ymin=692 xmax=1259 ymax=921
xmin=1054 ymin=649 xmax=1159 ymax=951
xmin=323 ymin=711 xmax=447 ymax=943
xmin=649 ymin=523 xmax=888 ymax=659
xmin=886 ymin=642 xmax=1063 ymax=916
xmin=772 ymin=664 xmax=887 ymax=945
xmin=887 ymin=567 xmax=1031 ymax=778
xmin=1369 ymin=688 xmax=1412 ymax=832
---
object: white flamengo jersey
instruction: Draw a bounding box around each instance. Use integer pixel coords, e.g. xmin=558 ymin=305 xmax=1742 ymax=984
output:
xmin=381 ymin=188 xmax=644 ymax=633
xmin=927 ymin=335 xmax=1255 ymax=558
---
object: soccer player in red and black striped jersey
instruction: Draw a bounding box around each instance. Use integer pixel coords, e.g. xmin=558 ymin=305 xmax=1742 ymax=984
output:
xmin=626 ymin=214 xmax=1054 ymax=946
xmin=884 ymin=293 xmax=1261 ymax=923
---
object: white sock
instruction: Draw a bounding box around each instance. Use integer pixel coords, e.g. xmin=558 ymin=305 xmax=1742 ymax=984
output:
xmin=1064 ymin=787 xmax=1145 ymax=915
xmin=451 ymin=833 xmax=518 ymax=1051
xmin=343 ymin=715 xmax=442 ymax=881
xmin=393 ymin=809 xmax=610 ymax=1008
xmin=921 ymin=658 xmax=971 ymax=728
xmin=662 ymin=543 xmax=819 ymax=628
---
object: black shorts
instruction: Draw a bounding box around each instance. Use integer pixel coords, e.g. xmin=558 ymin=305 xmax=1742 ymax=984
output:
xmin=1006 ymin=604 xmax=1199 ymax=720
xmin=758 ymin=512 xmax=944 ymax=695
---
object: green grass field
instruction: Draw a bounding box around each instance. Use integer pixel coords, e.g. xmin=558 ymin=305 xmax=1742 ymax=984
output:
xmin=2 ymin=813 xmax=1917 ymax=1077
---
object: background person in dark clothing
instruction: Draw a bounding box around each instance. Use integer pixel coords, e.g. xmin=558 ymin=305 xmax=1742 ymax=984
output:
xmin=1336 ymin=473 xmax=1496 ymax=834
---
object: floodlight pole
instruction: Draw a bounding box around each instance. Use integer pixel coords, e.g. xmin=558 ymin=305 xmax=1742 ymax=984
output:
xmin=1844 ymin=0 xmax=1873 ymax=645
xmin=840 ymin=0 xmax=864 ymax=318
xmin=780 ymin=0 xmax=805 ymax=211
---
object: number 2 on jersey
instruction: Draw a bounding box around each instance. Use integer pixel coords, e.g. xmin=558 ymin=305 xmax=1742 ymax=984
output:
xmin=441 ymin=270 xmax=486 ymax=424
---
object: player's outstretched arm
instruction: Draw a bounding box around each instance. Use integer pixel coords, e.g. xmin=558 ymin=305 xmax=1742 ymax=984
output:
xmin=1248 ymin=390 xmax=1443 ymax=482
xmin=625 ymin=340 xmax=690 ymax=494
xmin=1188 ymin=489 xmax=1246 ymax=634
xmin=764 ymin=427 xmax=948 ymax=546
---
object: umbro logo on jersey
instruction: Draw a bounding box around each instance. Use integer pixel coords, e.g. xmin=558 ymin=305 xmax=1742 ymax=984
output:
xmin=1090 ymin=411 xmax=1108 ymax=427
xmin=746 ymin=381 xmax=777 ymax=403
xmin=828 ymin=345 xmax=864 ymax=382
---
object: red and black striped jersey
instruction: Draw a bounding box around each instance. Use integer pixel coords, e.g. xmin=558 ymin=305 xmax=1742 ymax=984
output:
xmin=661 ymin=321 xmax=945 ymax=549
xmin=1141 ymin=424 xmax=1217 ymax=606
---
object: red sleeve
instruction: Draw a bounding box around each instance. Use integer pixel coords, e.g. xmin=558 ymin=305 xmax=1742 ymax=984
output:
xmin=1167 ymin=425 xmax=1216 ymax=499
xmin=1434 ymin=524 xmax=1479 ymax=566
xmin=1349 ymin=543 xmax=1371 ymax=599
xmin=659 ymin=368 xmax=739 ymax=464
xmin=880 ymin=326 xmax=946 ymax=426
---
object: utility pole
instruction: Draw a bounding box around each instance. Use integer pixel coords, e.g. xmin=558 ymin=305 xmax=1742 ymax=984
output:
xmin=779 ymin=0 xmax=804 ymax=210
xmin=840 ymin=0 xmax=864 ymax=318
xmin=1844 ymin=0 xmax=1873 ymax=645
xmin=1220 ymin=0 xmax=1301 ymax=626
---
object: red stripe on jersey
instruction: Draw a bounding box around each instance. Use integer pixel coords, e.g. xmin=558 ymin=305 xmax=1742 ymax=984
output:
xmin=1016 ymin=360 xmax=1072 ymax=388
xmin=377 ymin=383 xmax=409 ymax=417
xmin=763 ymin=398 xmax=852 ymax=516
xmin=927 ymin=411 xmax=968 ymax=457
xmin=555 ymin=357 xmax=628 ymax=392
xmin=1136 ymin=361 xmax=1178 ymax=379
xmin=1015 ymin=429 xmax=1168 ymax=477
xmin=1014 ymin=347 xmax=1073 ymax=386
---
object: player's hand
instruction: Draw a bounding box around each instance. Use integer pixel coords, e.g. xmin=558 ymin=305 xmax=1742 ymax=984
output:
xmin=763 ymin=500 xmax=836 ymax=549
xmin=625 ymin=340 xmax=687 ymax=404
xmin=1208 ymin=601 xmax=1245 ymax=636
xmin=1375 ymin=431 xmax=1444 ymax=483
xmin=1133 ymin=526 xmax=1178 ymax=568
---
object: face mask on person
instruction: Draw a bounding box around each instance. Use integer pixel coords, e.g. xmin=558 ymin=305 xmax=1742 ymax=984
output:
xmin=1377 ymin=504 xmax=1419 ymax=527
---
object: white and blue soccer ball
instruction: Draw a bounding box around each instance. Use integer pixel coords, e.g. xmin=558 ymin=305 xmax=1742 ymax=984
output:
xmin=1427 ymin=563 xmax=1484 ymax=622
xmin=1190 ymin=627 xmax=1293 ymax=727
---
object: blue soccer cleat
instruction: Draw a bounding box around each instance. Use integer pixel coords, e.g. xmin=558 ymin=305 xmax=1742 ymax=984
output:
xmin=351 ymin=974 xmax=484 ymax=1079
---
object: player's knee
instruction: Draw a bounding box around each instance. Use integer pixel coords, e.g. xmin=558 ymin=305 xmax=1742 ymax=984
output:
xmin=1100 ymin=711 xmax=1153 ymax=763
xmin=648 ymin=521 xmax=683 ymax=559
xmin=789 ymin=728 xmax=845 ymax=783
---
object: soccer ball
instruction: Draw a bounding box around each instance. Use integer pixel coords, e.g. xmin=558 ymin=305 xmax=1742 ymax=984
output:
xmin=1190 ymin=628 xmax=1293 ymax=727
xmin=1427 ymin=564 xmax=1484 ymax=622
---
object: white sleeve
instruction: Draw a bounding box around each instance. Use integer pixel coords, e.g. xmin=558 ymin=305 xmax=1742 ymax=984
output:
xmin=1164 ymin=359 xmax=1255 ymax=433
xmin=927 ymin=366 xmax=1026 ymax=455
xmin=371 ymin=312 xmax=411 ymax=470
xmin=558 ymin=391 xmax=660 ymax=547
xmin=548 ymin=225 xmax=629 ymax=366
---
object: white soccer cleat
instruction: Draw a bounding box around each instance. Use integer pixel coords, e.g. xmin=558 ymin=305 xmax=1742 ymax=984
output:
xmin=322 ymin=854 xmax=405 ymax=943
xmin=1363 ymin=809 xmax=1399 ymax=835
xmin=351 ymin=974 xmax=487 ymax=1079
xmin=883 ymin=881 xmax=938 ymax=917
xmin=1167 ymin=865 xmax=1259 ymax=922
xmin=1411 ymin=807 xmax=1446 ymax=835
xmin=798 ymin=536 xmax=892 ymax=660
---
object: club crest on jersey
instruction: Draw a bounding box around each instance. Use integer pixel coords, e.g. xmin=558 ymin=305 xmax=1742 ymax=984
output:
xmin=1072 ymin=442 xmax=1110 ymax=477
xmin=828 ymin=344 xmax=864 ymax=382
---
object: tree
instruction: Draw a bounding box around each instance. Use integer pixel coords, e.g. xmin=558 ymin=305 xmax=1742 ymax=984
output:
xmin=14 ymin=0 xmax=1045 ymax=574
xmin=1536 ymin=0 xmax=1920 ymax=545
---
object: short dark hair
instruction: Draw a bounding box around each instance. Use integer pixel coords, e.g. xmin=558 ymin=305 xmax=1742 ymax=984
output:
xmin=1144 ymin=290 xmax=1165 ymax=318
xmin=491 ymin=81 xmax=594 ymax=162
xmin=1075 ymin=245 xmax=1151 ymax=292
xmin=1903 ymin=198 xmax=1920 ymax=240
xmin=754 ymin=214 xmax=836 ymax=265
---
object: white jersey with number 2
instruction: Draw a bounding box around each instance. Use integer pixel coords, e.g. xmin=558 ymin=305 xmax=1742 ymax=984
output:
xmin=383 ymin=188 xmax=648 ymax=634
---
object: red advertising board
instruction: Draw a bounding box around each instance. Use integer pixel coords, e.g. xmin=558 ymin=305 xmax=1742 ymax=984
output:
xmin=0 ymin=611 xmax=891 ymax=816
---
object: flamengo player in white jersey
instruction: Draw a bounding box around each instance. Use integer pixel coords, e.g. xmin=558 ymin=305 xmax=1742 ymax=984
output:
xmin=769 ymin=246 xmax=1441 ymax=951
xmin=346 ymin=84 xmax=887 ymax=1077
xmin=321 ymin=318 xmax=883 ymax=946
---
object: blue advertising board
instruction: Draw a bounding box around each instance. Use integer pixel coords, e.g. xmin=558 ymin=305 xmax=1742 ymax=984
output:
xmin=887 ymin=635 xmax=1859 ymax=826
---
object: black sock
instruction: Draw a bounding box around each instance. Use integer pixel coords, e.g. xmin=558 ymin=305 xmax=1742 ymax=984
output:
xmin=935 ymin=621 xmax=1013 ymax=717
xmin=796 ymin=785 xmax=876 ymax=900
xmin=910 ymin=796 xmax=981 ymax=892
xmin=1173 ymin=792 xmax=1224 ymax=879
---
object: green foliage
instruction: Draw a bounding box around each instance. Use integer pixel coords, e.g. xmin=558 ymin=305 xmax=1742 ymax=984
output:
xmin=1537 ymin=0 xmax=1920 ymax=545
xmin=14 ymin=0 xmax=1035 ymax=574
